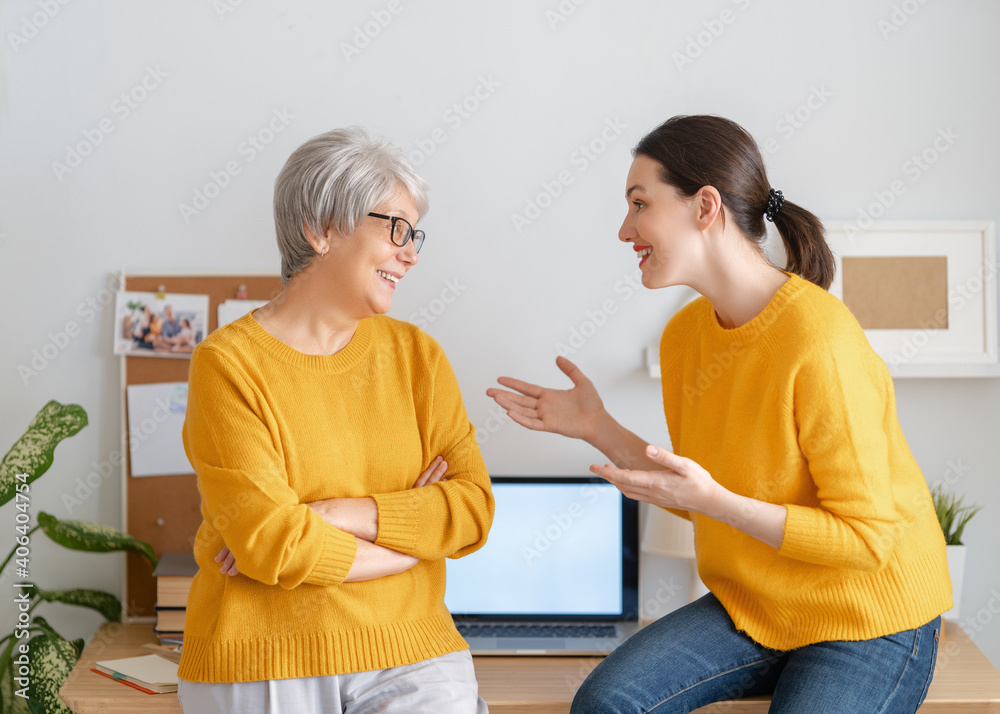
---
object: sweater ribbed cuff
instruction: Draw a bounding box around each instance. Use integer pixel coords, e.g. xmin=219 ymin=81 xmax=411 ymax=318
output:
xmin=371 ymin=490 xmax=419 ymax=553
xmin=306 ymin=526 xmax=358 ymax=586
xmin=779 ymin=503 xmax=830 ymax=562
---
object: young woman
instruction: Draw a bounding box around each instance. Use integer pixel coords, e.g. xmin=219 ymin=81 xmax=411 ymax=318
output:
xmin=178 ymin=127 xmax=493 ymax=713
xmin=487 ymin=115 xmax=951 ymax=714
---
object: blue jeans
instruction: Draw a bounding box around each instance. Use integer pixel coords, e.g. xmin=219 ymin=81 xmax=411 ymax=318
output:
xmin=571 ymin=593 xmax=940 ymax=714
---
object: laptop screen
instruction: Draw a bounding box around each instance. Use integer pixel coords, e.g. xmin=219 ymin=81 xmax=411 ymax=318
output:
xmin=445 ymin=477 xmax=638 ymax=621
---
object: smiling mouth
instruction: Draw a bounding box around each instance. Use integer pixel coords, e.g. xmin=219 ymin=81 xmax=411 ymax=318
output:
xmin=637 ymin=246 xmax=652 ymax=266
xmin=376 ymin=270 xmax=399 ymax=286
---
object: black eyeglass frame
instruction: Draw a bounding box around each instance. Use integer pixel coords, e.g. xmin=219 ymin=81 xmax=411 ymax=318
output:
xmin=367 ymin=212 xmax=425 ymax=253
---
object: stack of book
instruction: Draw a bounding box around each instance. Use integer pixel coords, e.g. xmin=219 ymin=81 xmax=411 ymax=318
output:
xmin=152 ymin=551 xmax=197 ymax=644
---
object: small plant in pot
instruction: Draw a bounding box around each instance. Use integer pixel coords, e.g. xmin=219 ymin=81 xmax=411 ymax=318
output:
xmin=932 ymin=484 xmax=983 ymax=621
xmin=0 ymin=401 xmax=157 ymax=714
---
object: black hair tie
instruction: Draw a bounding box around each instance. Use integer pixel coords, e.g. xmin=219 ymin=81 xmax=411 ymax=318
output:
xmin=765 ymin=188 xmax=784 ymax=222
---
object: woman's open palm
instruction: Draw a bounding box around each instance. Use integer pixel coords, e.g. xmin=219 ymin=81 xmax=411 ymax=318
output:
xmin=486 ymin=356 xmax=605 ymax=441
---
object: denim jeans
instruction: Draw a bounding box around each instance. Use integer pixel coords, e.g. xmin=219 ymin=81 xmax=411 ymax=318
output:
xmin=571 ymin=593 xmax=940 ymax=714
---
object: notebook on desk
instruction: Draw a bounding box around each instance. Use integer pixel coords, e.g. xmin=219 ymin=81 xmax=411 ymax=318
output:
xmin=445 ymin=476 xmax=639 ymax=656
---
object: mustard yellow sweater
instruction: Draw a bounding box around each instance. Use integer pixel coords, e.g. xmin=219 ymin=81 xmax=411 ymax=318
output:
xmin=178 ymin=313 xmax=494 ymax=683
xmin=660 ymin=271 xmax=952 ymax=650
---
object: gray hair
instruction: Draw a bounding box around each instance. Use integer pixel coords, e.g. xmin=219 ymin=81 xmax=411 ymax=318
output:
xmin=273 ymin=127 xmax=429 ymax=286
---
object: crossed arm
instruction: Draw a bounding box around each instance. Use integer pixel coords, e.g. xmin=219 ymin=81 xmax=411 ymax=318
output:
xmin=214 ymin=456 xmax=451 ymax=582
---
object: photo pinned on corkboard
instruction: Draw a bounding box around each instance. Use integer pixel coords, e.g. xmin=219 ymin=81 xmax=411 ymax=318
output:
xmin=113 ymin=291 xmax=209 ymax=358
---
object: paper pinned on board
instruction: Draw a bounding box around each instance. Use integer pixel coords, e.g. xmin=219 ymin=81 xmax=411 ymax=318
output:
xmin=218 ymin=299 xmax=268 ymax=328
xmin=126 ymin=382 xmax=193 ymax=477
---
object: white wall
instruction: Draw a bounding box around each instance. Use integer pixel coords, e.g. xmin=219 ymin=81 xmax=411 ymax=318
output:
xmin=2 ymin=0 xmax=999 ymax=671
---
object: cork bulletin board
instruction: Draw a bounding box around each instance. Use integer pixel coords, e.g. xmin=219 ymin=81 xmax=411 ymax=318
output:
xmin=842 ymin=256 xmax=949 ymax=329
xmin=119 ymin=273 xmax=282 ymax=619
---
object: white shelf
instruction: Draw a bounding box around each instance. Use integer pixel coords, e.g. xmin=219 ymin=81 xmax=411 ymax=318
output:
xmin=644 ymin=347 xmax=1000 ymax=380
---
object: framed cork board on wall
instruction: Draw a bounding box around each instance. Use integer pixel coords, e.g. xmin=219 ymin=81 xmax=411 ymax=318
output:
xmin=824 ymin=221 xmax=998 ymax=378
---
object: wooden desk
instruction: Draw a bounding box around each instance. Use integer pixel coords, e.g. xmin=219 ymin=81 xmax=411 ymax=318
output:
xmin=60 ymin=622 xmax=1000 ymax=713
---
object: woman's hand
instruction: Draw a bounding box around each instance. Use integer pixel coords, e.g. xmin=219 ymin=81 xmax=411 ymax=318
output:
xmin=306 ymin=456 xmax=450 ymax=541
xmin=414 ymin=455 xmax=448 ymax=487
xmin=594 ymin=445 xmax=788 ymax=549
xmin=486 ymin=356 xmax=607 ymax=442
xmin=215 ymin=545 xmax=239 ymax=576
xmin=590 ymin=444 xmax=723 ymax=514
xmin=344 ymin=539 xmax=419 ymax=582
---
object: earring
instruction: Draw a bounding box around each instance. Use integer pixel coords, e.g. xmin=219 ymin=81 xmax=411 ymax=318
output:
xmin=320 ymin=247 xmax=328 ymax=257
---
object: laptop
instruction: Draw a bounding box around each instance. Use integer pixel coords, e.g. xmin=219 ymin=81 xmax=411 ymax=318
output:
xmin=445 ymin=476 xmax=639 ymax=656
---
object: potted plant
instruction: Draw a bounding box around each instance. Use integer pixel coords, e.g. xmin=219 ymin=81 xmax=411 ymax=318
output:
xmin=123 ymin=299 xmax=144 ymax=339
xmin=932 ymin=484 xmax=983 ymax=621
xmin=0 ymin=401 xmax=157 ymax=714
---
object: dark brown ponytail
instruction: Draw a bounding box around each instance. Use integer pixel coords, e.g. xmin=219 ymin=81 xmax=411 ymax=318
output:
xmin=633 ymin=115 xmax=835 ymax=290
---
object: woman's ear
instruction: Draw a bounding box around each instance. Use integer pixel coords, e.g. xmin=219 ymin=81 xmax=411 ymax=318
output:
xmin=693 ymin=186 xmax=724 ymax=231
xmin=302 ymin=220 xmax=331 ymax=256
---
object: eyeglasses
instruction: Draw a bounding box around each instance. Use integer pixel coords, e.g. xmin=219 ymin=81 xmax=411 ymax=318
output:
xmin=367 ymin=212 xmax=425 ymax=253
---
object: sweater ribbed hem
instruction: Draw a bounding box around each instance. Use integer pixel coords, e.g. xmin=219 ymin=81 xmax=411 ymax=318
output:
xmin=710 ymin=546 xmax=953 ymax=651
xmin=177 ymin=612 xmax=469 ymax=682
xmin=371 ymin=490 xmax=418 ymax=553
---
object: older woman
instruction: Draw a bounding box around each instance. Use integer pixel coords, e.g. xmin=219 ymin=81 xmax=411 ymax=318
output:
xmin=177 ymin=127 xmax=494 ymax=713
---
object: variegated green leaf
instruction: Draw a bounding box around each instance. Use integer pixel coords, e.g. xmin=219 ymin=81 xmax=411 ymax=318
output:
xmin=1 ymin=656 xmax=34 ymax=714
xmin=36 ymin=513 xmax=157 ymax=568
xmin=30 ymin=584 xmax=122 ymax=623
xmin=24 ymin=622 xmax=78 ymax=714
xmin=0 ymin=401 xmax=87 ymax=508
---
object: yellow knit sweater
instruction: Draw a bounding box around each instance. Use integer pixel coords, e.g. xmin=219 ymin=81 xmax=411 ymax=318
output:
xmin=178 ymin=312 xmax=494 ymax=683
xmin=659 ymin=271 xmax=952 ymax=650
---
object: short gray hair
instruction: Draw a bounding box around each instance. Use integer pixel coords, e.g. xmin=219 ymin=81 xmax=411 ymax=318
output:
xmin=273 ymin=127 xmax=429 ymax=285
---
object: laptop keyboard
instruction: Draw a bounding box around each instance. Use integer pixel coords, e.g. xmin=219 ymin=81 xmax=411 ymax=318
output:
xmin=456 ymin=623 xmax=617 ymax=639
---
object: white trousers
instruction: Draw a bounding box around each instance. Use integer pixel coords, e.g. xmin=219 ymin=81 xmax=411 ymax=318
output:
xmin=178 ymin=649 xmax=488 ymax=714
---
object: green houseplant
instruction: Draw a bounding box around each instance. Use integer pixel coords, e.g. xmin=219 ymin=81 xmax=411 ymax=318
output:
xmin=0 ymin=401 xmax=158 ymax=714
xmin=932 ymin=484 xmax=983 ymax=621
xmin=932 ymin=485 xmax=983 ymax=546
